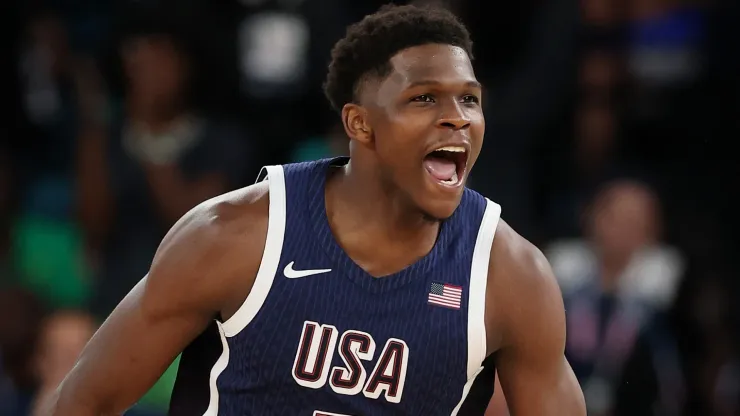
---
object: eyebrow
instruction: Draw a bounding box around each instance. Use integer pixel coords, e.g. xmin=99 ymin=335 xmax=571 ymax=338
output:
xmin=405 ymin=79 xmax=483 ymax=90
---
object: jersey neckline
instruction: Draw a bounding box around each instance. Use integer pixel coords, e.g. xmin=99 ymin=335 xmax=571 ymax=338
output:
xmin=305 ymin=157 xmax=461 ymax=294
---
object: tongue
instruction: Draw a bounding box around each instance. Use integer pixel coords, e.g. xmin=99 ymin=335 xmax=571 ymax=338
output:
xmin=424 ymin=157 xmax=456 ymax=181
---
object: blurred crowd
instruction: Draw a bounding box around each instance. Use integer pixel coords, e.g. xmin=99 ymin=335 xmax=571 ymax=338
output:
xmin=0 ymin=0 xmax=738 ymax=415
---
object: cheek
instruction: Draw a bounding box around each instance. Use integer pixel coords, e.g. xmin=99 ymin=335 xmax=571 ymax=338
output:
xmin=470 ymin=118 xmax=485 ymax=149
xmin=372 ymin=125 xmax=424 ymax=188
xmin=375 ymin=139 xmax=411 ymax=180
xmin=373 ymin=119 xmax=414 ymax=159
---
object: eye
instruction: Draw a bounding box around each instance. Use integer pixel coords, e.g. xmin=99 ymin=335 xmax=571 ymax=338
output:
xmin=461 ymin=95 xmax=480 ymax=105
xmin=411 ymin=94 xmax=435 ymax=103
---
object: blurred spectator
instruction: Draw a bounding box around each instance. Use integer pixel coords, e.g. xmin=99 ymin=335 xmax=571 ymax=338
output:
xmin=684 ymin=275 xmax=740 ymax=415
xmin=538 ymin=96 xmax=622 ymax=240
xmin=0 ymin=2 xmax=22 ymax=273
xmin=5 ymin=9 xmax=93 ymax=311
xmin=0 ymin=146 xmax=10 ymax=269
xmin=232 ymin=0 xmax=360 ymax=163
xmin=0 ymin=288 xmax=46 ymax=416
xmin=623 ymin=0 xmax=707 ymax=133
xmin=537 ymin=23 xmax=624 ymax=241
xmin=548 ymin=180 xmax=685 ymax=416
xmin=76 ymin=7 xmax=255 ymax=318
xmin=470 ymin=0 xmax=580 ymax=242
xmin=579 ymin=49 xmax=621 ymax=93
xmin=29 ymin=310 xmax=96 ymax=416
xmin=575 ymin=98 xmax=617 ymax=177
xmin=626 ymin=1 xmax=705 ymax=89
xmin=16 ymin=8 xmax=80 ymax=209
xmin=581 ymin=0 xmax=621 ymax=26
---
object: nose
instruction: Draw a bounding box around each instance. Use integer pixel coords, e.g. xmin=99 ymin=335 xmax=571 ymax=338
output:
xmin=436 ymin=100 xmax=470 ymax=130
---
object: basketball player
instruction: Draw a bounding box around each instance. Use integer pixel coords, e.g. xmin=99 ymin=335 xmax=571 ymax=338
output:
xmin=47 ymin=5 xmax=585 ymax=415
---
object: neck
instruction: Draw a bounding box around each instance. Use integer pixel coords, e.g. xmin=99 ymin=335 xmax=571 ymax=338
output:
xmin=599 ymin=251 xmax=632 ymax=293
xmin=327 ymin=159 xmax=439 ymax=247
xmin=126 ymin=94 xmax=185 ymax=132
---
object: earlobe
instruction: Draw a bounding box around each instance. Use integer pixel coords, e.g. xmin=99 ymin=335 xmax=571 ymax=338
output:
xmin=342 ymin=104 xmax=373 ymax=145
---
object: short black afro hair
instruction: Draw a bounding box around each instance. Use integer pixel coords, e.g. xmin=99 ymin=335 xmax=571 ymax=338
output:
xmin=323 ymin=4 xmax=474 ymax=113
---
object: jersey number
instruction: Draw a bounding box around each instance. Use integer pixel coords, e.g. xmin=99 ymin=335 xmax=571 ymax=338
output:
xmin=292 ymin=321 xmax=409 ymax=403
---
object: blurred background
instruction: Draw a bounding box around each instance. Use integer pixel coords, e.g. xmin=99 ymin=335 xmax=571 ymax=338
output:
xmin=0 ymin=0 xmax=737 ymax=415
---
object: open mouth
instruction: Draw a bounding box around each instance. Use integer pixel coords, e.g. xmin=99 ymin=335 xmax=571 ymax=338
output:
xmin=423 ymin=146 xmax=468 ymax=187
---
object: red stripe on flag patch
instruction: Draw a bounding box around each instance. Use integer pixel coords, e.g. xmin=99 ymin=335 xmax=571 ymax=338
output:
xmin=428 ymin=282 xmax=462 ymax=309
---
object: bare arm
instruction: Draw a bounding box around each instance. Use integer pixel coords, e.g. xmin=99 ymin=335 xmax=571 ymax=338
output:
xmin=45 ymin=184 xmax=268 ymax=415
xmin=487 ymin=223 xmax=586 ymax=416
xmin=485 ymin=372 xmax=509 ymax=415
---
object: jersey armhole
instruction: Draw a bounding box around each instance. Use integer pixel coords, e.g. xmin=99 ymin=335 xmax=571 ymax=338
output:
xmin=451 ymin=198 xmax=501 ymax=415
xmin=468 ymin=198 xmax=501 ymax=371
xmin=220 ymin=165 xmax=287 ymax=337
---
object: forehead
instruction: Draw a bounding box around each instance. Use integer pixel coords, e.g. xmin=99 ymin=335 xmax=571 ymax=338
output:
xmin=598 ymin=183 xmax=656 ymax=213
xmin=376 ymin=44 xmax=476 ymax=96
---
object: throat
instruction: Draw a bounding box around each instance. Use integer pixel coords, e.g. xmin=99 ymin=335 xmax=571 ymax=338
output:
xmin=340 ymin=219 xmax=441 ymax=278
xmin=327 ymin=170 xmax=442 ymax=276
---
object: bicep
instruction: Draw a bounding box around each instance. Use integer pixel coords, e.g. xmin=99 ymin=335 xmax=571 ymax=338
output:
xmin=56 ymin=274 xmax=215 ymax=414
xmin=54 ymin=211 xmax=234 ymax=414
xmin=486 ymin=372 xmax=509 ymax=415
xmin=494 ymin=247 xmax=585 ymax=415
xmin=496 ymin=352 xmax=583 ymax=415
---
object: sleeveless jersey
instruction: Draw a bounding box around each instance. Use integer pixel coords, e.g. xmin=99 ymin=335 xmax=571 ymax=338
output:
xmin=169 ymin=158 xmax=502 ymax=416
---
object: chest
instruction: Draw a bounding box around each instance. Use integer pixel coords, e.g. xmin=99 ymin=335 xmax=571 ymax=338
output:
xmin=228 ymin=268 xmax=471 ymax=408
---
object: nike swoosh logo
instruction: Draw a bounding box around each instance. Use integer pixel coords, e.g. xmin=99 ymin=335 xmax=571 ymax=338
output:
xmin=284 ymin=261 xmax=332 ymax=279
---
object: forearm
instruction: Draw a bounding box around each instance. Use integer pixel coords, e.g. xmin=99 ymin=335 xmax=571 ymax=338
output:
xmin=500 ymin=359 xmax=586 ymax=416
xmin=42 ymin=385 xmax=121 ymax=416
xmin=486 ymin=373 xmax=509 ymax=415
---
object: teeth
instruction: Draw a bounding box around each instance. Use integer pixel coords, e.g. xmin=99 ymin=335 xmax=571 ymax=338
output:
xmin=442 ymin=171 xmax=459 ymax=185
xmin=437 ymin=146 xmax=465 ymax=153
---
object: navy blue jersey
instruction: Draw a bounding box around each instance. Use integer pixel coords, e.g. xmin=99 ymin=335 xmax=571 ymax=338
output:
xmin=169 ymin=158 xmax=502 ymax=416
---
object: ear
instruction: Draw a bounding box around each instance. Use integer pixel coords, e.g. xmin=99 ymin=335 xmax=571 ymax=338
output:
xmin=341 ymin=103 xmax=373 ymax=145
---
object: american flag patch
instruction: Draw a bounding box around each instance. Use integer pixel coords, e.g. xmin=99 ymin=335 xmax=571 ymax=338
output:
xmin=428 ymin=282 xmax=463 ymax=309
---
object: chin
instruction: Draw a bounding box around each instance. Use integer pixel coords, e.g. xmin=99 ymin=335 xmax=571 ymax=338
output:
xmin=418 ymin=198 xmax=462 ymax=222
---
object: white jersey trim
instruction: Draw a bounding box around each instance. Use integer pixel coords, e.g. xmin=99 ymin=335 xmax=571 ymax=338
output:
xmin=221 ymin=164 xmax=287 ymax=337
xmin=450 ymin=198 xmax=502 ymax=415
xmin=202 ymin=322 xmax=230 ymax=416
xmin=203 ymin=165 xmax=286 ymax=415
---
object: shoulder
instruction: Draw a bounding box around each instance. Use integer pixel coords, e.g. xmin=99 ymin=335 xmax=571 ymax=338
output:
xmin=488 ymin=221 xmax=555 ymax=288
xmin=142 ymin=181 xmax=271 ymax=319
xmin=154 ymin=180 xmax=269 ymax=259
xmin=485 ymin=220 xmax=565 ymax=350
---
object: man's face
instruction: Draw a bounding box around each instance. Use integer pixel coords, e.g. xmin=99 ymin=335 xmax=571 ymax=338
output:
xmin=590 ymin=182 xmax=658 ymax=258
xmin=121 ymin=35 xmax=187 ymax=103
xmin=361 ymin=43 xmax=484 ymax=220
